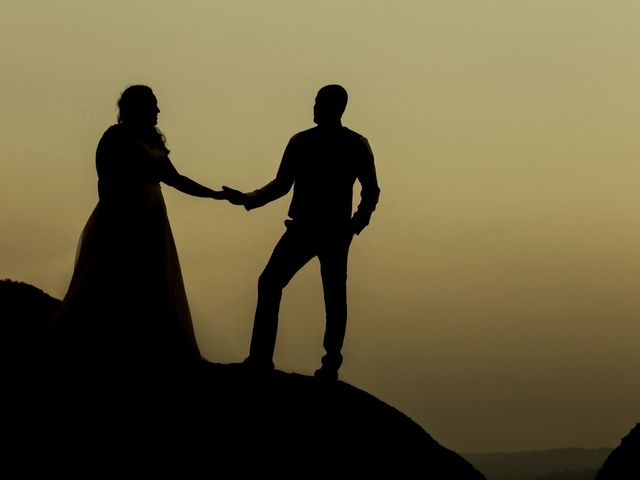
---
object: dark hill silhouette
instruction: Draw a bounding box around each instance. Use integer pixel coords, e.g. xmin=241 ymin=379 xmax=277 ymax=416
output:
xmin=463 ymin=447 xmax=613 ymax=480
xmin=1 ymin=279 xmax=61 ymax=332
xmin=2 ymin=279 xmax=485 ymax=477
xmin=532 ymin=468 xmax=605 ymax=480
xmin=596 ymin=423 xmax=640 ymax=480
xmin=1 ymin=279 xmax=61 ymax=366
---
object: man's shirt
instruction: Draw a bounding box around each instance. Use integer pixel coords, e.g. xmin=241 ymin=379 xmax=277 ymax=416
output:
xmin=245 ymin=125 xmax=380 ymax=229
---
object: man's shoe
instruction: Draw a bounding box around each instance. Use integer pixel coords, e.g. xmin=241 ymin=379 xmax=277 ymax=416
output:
xmin=313 ymin=366 xmax=339 ymax=382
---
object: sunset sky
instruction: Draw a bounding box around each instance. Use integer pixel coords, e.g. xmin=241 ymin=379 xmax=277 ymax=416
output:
xmin=2 ymin=1 xmax=639 ymax=453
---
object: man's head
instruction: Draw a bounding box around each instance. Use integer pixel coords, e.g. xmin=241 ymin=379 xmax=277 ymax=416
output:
xmin=313 ymin=84 xmax=348 ymax=126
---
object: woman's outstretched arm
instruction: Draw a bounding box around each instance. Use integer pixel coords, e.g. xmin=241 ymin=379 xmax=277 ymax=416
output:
xmin=163 ymin=159 xmax=223 ymax=199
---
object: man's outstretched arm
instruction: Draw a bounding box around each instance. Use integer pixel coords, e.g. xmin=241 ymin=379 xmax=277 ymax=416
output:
xmin=352 ymin=137 xmax=381 ymax=235
xmin=222 ymin=136 xmax=297 ymax=210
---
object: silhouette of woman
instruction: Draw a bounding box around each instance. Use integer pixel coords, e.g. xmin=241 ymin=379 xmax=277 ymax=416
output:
xmin=50 ymin=85 xmax=222 ymax=371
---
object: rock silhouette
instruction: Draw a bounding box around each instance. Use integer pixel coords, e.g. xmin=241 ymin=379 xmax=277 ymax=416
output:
xmin=596 ymin=423 xmax=640 ymax=480
xmin=2 ymin=279 xmax=485 ymax=477
xmin=2 ymin=279 xmax=60 ymax=367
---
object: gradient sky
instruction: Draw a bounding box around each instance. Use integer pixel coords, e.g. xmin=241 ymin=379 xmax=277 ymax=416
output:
xmin=2 ymin=1 xmax=639 ymax=453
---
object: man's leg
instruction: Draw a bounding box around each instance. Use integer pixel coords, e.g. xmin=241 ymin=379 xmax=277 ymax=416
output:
xmin=248 ymin=227 xmax=315 ymax=368
xmin=316 ymin=234 xmax=352 ymax=378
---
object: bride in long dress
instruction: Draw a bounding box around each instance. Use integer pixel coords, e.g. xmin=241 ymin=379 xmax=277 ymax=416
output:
xmin=50 ymin=85 xmax=222 ymax=371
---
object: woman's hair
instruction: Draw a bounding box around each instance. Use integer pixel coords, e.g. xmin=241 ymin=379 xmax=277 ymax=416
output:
xmin=117 ymin=84 xmax=168 ymax=151
xmin=117 ymin=84 xmax=154 ymax=123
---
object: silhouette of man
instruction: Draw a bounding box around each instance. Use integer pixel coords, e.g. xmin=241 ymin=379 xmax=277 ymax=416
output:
xmin=223 ymin=84 xmax=380 ymax=380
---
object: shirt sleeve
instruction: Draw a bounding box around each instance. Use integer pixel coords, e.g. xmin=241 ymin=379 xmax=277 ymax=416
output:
xmin=159 ymin=156 xmax=180 ymax=185
xmin=354 ymin=137 xmax=381 ymax=218
xmin=244 ymin=135 xmax=297 ymax=210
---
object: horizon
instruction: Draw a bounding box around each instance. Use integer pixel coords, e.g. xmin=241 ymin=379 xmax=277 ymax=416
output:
xmin=2 ymin=1 xmax=639 ymax=453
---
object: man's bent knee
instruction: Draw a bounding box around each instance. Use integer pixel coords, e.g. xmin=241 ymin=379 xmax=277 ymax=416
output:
xmin=258 ymin=271 xmax=287 ymax=293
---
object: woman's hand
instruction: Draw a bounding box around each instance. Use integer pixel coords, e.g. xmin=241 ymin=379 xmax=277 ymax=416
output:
xmin=210 ymin=189 xmax=225 ymax=200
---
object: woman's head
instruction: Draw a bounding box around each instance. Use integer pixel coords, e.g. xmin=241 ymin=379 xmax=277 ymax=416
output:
xmin=117 ymin=85 xmax=160 ymax=127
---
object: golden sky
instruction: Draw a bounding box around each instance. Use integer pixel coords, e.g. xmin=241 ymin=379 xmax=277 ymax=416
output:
xmin=2 ymin=1 xmax=639 ymax=453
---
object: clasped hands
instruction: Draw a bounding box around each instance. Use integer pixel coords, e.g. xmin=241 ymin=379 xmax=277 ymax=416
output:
xmin=215 ymin=186 xmax=369 ymax=235
xmin=218 ymin=186 xmax=249 ymax=209
xmin=208 ymin=186 xmax=248 ymax=206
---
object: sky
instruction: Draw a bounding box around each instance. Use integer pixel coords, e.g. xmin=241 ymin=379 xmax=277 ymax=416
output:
xmin=2 ymin=1 xmax=639 ymax=453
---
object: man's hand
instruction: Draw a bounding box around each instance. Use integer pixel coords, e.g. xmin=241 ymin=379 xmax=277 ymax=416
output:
xmin=351 ymin=211 xmax=371 ymax=235
xmin=221 ymin=186 xmax=247 ymax=206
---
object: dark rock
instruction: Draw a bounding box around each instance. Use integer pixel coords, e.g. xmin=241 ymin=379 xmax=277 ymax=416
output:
xmin=2 ymin=279 xmax=485 ymax=478
xmin=1 ymin=279 xmax=61 ymax=367
xmin=596 ymin=423 xmax=640 ymax=480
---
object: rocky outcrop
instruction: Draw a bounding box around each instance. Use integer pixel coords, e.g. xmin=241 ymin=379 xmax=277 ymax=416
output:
xmin=2 ymin=279 xmax=485 ymax=478
xmin=596 ymin=423 xmax=640 ymax=480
